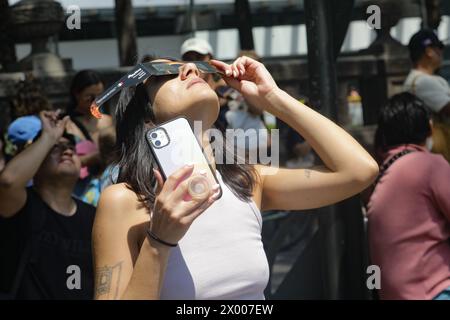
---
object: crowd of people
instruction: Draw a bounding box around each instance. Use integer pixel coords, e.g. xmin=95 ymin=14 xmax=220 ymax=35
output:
xmin=365 ymin=29 xmax=450 ymax=300
xmin=0 ymin=29 xmax=448 ymax=300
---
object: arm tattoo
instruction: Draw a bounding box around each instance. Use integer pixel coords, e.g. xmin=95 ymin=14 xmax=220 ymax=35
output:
xmin=95 ymin=261 xmax=123 ymax=299
xmin=304 ymin=169 xmax=312 ymax=179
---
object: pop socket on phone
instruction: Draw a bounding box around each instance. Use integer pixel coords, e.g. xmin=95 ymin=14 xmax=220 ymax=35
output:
xmin=187 ymin=175 xmax=211 ymax=200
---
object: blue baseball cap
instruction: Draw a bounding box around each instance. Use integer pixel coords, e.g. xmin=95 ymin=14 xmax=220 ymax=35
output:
xmin=7 ymin=115 xmax=42 ymax=145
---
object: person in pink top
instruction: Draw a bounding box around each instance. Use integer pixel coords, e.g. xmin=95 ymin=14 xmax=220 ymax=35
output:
xmin=368 ymin=92 xmax=450 ymax=300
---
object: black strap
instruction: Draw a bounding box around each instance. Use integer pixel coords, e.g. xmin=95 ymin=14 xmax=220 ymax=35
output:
xmin=146 ymin=229 xmax=177 ymax=247
xmin=373 ymin=149 xmax=415 ymax=187
xmin=70 ymin=116 xmax=93 ymax=142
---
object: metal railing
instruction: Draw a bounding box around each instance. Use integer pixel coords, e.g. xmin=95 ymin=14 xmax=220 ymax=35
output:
xmin=261 ymin=195 xmax=374 ymax=300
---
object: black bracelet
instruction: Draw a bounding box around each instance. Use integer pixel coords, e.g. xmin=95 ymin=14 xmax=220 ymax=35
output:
xmin=146 ymin=229 xmax=178 ymax=247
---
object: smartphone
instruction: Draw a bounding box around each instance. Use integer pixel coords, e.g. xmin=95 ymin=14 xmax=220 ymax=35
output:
xmin=146 ymin=117 xmax=222 ymax=199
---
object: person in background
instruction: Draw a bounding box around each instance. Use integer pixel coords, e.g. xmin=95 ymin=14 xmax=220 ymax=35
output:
xmin=98 ymin=125 xmax=119 ymax=192
xmin=280 ymin=97 xmax=315 ymax=169
xmin=181 ymin=38 xmax=230 ymax=129
xmin=223 ymin=50 xmax=270 ymax=159
xmin=10 ymin=74 xmax=52 ymax=119
xmin=65 ymin=70 xmax=114 ymax=200
xmin=81 ymin=126 xmax=118 ymax=206
xmin=236 ymin=50 xmax=268 ymax=120
xmin=0 ymin=110 xmax=96 ymax=299
xmin=67 ymin=70 xmax=113 ymax=145
xmin=404 ymin=29 xmax=450 ymax=162
xmin=4 ymin=76 xmax=52 ymax=164
xmin=5 ymin=115 xmax=42 ymax=160
xmin=367 ymin=92 xmax=450 ymax=300
xmin=2 ymin=116 xmax=43 ymax=190
xmin=181 ymin=37 xmax=214 ymax=65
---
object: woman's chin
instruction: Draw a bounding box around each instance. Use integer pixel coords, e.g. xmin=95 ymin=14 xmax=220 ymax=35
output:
xmin=195 ymin=93 xmax=219 ymax=114
xmin=155 ymin=89 xmax=219 ymax=125
xmin=194 ymin=85 xmax=219 ymax=102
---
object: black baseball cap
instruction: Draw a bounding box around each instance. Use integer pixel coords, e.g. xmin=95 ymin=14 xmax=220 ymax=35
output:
xmin=409 ymin=29 xmax=444 ymax=52
xmin=408 ymin=29 xmax=445 ymax=63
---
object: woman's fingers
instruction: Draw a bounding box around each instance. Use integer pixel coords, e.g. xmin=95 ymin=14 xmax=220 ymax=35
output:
xmin=210 ymin=59 xmax=232 ymax=76
xmin=150 ymin=169 xmax=221 ymax=245
xmin=210 ymin=58 xmax=247 ymax=79
xmin=169 ymin=176 xmax=193 ymax=201
xmin=239 ymin=63 xmax=245 ymax=76
xmin=181 ymin=189 xmax=221 ymax=223
xmin=177 ymin=183 xmax=220 ymax=214
xmin=233 ymin=57 xmax=245 ymax=77
xmin=162 ymin=164 xmax=195 ymax=192
xmin=150 ymin=188 xmax=219 ymax=245
xmin=210 ymin=59 xmax=240 ymax=88
xmin=153 ymin=168 xmax=164 ymax=195
xmin=210 ymin=58 xmax=254 ymax=90
xmin=231 ymin=60 xmax=240 ymax=78
xmin=169 ymin=172 xmax=213 ymax=203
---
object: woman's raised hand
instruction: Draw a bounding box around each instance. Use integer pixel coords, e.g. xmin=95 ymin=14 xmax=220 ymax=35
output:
xmin=210 ymin=56 xmax=279 ymax=110
xmin=39 ymin=110 xmax=70 ymax=143
xmin=149 ymin=165 xmax=220 ymax=247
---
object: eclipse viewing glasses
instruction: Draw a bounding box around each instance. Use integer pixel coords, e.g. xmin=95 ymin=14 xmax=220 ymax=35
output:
xmin=90 ymin=60 xmax=223 ymax=119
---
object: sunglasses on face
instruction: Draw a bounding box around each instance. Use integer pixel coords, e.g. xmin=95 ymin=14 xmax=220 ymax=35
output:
xmin=90 ymin=61 xmax=223 ymax=119
xmin=143 ymin=61 xmax=220 ymax=75
xmin=51 ymin=142 xmax=76 ymax=154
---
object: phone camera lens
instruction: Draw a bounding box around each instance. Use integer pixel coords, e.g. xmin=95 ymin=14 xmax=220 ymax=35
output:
xmin=151 ymin=132 xmax=158 ymax=139
xmin=155 ymin=140 xmax=161 ymax=147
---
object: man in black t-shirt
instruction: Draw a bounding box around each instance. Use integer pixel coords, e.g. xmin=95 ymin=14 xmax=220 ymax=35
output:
xmin=0 ymin=110 xmax=96 ymax=300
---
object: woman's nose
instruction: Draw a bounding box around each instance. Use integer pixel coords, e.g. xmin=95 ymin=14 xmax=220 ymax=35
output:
xmin=180 ymin=63 xmax=200 ymax=80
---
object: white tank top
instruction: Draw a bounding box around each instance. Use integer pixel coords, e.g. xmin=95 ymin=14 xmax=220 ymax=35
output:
xmin=160 ymin=170 xmax=270 ymax=300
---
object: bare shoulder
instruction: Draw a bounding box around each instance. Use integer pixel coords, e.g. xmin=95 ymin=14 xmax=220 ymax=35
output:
xmin=103 ymin=182 xmax=135 ymax=195
xmin=93 ymin=183 xmax=150 ymax=290
xmin=253 ymin=164 xmax=265 ymax=182
xmin=97 ymin=183 xmax=150 ymax=224
xmin=99 ymin=183 xmax=138 ymax=208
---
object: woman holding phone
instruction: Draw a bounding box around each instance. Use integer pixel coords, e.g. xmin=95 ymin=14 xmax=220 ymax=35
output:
xmin=93 ymin=57 xmax=379 ymax=299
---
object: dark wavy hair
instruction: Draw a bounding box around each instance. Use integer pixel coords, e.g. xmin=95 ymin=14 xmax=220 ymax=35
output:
xmin=69 ymin=70 xmax=103 ymax=115
xmin=113 ymin=82 xmax=258 ymax=211
xmin=11 ymin=74 xmax=51 ymax=118
xmin=374 ymin=92 xmax=431 ymax=161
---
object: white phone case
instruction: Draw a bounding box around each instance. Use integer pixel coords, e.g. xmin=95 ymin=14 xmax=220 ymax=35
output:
xmin=146 ymin=117 xmax=222 ymax=198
